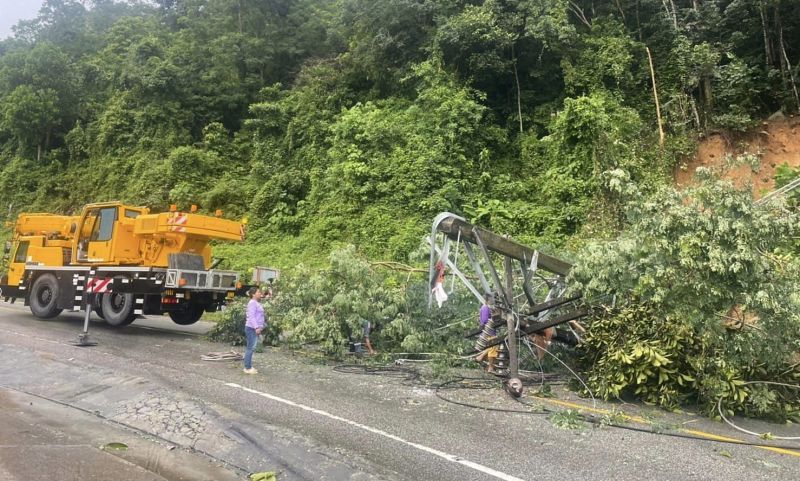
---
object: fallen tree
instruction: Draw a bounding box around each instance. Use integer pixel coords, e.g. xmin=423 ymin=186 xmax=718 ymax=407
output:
xmin=570 ymin=171 xmax=800 ymax=419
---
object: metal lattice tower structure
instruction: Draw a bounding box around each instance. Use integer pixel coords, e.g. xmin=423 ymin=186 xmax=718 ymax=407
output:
xmin=428 ymin=213 xmax=587 ymax=397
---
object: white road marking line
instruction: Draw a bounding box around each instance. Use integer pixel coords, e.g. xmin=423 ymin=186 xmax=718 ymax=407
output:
xmin=224 ymin=382 xmax=526 ymax=481
xmin=0 ymin=323 xmax=521 ymax=479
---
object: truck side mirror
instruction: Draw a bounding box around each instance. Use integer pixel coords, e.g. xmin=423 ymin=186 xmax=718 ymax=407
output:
xmin=3 ymin=241 xmax=10 ymax=254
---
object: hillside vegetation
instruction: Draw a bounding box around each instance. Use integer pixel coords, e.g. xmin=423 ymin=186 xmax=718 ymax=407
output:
xmin=2 ymin=1 xmax=799 ymax=418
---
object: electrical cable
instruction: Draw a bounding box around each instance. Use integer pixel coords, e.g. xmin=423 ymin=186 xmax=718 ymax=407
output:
xmin=716 ymin=381 xmax=800 ymax=441
xmin=332 ymin=362 xmax=800 ymax=452
xmin=332 ymin=364 xmax=422 ymax=386
xmin=425 ymin=218 xmax=800 ymax=448
xmin=393 ymin=358 xmax=432 ymax=364
xmin=445 ymin=378 xmax=800 ymax=451
xmin=522 ymin=338 xmax=545 ymax=393
xmin=435 ymin=381 xmax=800 ymax=451
xmin=435 ymin=376 xmax=800 ymax=450
xmin=434 ymin=378 xmax=548 ymax=415
xmin=519 ymin=335 xmax=596 ymax=410
xmin=201 ymin=351 xmax=243 ymax=362
xmin=578 ymin=413 xmax=800 ymax=450
xmin=432 ymin=315 xmax=474 ymax=331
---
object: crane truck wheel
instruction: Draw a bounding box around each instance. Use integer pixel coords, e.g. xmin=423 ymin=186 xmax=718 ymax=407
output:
xmin=101 ymin=289 xmax=136 ymax=327
xmin=93 ymin=295 xmax=106 ymax=320
xmin=29 ymin=274 xmax=63 ymax=319
xmin=168 ymin=303 xmax=205 ymax=325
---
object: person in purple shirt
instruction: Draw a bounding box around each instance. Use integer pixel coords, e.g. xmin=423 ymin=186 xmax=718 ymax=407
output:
xmin=244 ymin=286 xmax=266 ymax=374
xmin=479 ymin=303 xmax=494 ymax=335
xmin=476 ymin=297 xmax=498 ymax=373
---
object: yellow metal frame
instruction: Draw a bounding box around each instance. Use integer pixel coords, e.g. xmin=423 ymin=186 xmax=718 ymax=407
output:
xmin=3 ymin=201 xmax=245 ymax=286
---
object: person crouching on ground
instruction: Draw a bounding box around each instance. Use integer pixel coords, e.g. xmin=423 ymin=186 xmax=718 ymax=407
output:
xmin=244 ymin=287 xmax=265 ymax=374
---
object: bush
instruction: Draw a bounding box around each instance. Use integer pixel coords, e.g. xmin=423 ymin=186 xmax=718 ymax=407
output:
xmin=571 ymin=174 xmax=800 ymax=418
xmin=268 ymin=245 xmax=407 ymax=356
xmin=207 ymin=300 xmax=247 ymax=345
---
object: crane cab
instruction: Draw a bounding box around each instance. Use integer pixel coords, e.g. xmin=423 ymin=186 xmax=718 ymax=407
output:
xmin=73 ymin=203 xmax=148 ymax=265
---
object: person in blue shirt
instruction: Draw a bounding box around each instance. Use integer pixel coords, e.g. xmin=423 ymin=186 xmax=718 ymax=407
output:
xmin=244 ymin=287 xmax=266 ymax=374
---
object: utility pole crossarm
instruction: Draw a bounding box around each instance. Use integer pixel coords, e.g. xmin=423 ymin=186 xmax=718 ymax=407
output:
xmin=436 ymin=217 xmax=572 ymax=277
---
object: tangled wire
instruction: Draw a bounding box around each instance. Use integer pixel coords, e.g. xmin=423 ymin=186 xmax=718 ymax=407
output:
xmin=201 ymin=351 xmax=244 ymax=362
xmin=333 ymin=361 xmax=800 ymax=452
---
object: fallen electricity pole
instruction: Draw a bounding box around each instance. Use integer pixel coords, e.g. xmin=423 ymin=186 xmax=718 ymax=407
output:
xmin=428 ymin=213 xmax=587 ymax=397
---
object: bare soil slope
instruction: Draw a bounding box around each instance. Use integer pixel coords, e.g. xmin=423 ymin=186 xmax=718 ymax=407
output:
xmin=675 ymin=116 xmax=800 ymax=198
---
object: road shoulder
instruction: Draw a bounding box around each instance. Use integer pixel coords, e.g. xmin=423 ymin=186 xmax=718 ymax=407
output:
xmin=0 ymin=387 xmax=244 ymax=481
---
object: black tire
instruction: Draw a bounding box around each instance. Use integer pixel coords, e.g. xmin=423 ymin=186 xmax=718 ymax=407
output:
xmin=101 ymin=289 xmax=136 ymax=327
xmin=29 ymin=274 xmax=63 ymax=319
xmin=169 ymin=303 xmax=205 ymax=325
xmin=93 ymin=294 xmax=106 ymax=320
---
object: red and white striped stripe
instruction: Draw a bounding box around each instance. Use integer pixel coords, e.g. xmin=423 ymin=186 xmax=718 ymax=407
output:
xmin=168 ymin=212 xmax=188 ymax=232
xmin=86 ymin=277 xmax=112 ymax=293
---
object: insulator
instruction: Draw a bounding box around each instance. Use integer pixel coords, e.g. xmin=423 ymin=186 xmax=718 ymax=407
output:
xmin=496 ymin=348 xmax=508 ymax=361
xmin=474 ymin=320 xmax=498 ymax=352
xmin=494 ymin=342 xmax=509 ymax=369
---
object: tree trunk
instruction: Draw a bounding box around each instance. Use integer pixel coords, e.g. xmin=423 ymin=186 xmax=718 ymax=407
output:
xmin=44 ymin=126 xmax=51 ymax=160
xmin=760 ymin=0 xmax=772 ymax=66
xmin=568 ymin=2 xmax=592 ymax=28
xmin=512 ymin=45 xmax=523 ymax=134
xmin=703 ymin=75 xmax=713 ymax=113
xmin=614 ymin=0 xmax=626 ymax=21
xmin=690 ymin=96 xmax=702 ymax=130
xmin=238 ymin=0 xmax=243 ymax=35
xmin=635 ymin=0 xmax=642 ymax=41
xmin=646 ymin=47 xmax=665 ymax=150
xmin=670 ymin=0 xmax=678 ymax=29
xmin=662 ymin=0 xmax=678 ymax=30
xmin=776 ymin=9 xmax=789 ymax=93
xmin=779 ymin=27 xmax=800 ymax=111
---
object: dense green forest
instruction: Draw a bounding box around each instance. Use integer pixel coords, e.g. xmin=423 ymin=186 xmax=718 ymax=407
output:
xmin=2 ymin=0 xmax=799 ymax=262
xmin=2 ymin=1 xmax=800 ymax=418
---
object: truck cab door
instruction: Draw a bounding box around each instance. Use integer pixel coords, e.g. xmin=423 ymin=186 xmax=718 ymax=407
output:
xmin=76 ymin=207 xmax=117 ymax=263
xmin=6 ymin=240 xmax=30 ymax=286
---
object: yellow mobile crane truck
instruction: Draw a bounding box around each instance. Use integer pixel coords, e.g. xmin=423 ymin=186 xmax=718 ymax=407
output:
xmin=0 ymin=201 xmax=244 ymax=327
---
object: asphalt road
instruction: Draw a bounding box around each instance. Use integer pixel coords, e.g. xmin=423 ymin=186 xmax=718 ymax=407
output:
xmin=1 ymin=302 xmax=799 ymax=481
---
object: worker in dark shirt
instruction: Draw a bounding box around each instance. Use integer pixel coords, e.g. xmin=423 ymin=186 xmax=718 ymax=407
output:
xmin=362 ymin=319 xmax=376 ymax=355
